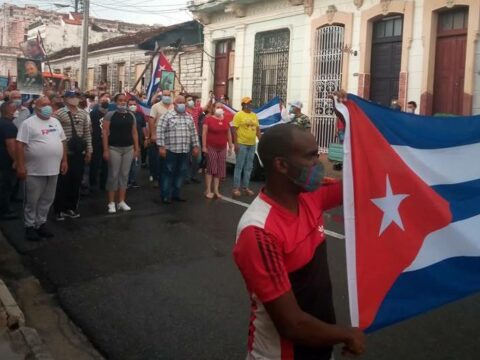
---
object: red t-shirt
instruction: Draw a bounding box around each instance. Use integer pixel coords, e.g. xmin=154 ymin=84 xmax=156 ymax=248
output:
xmin=233 ymin=182 xmax=343 ymax=359
xmin=204 ymin=115 xmax=230 ymax=149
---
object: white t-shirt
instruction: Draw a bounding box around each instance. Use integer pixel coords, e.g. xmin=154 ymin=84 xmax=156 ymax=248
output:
xmin=16 ymin=115 xmax=66 ymax=176
xmin=150 ymin=102 xmax=172 ymax=123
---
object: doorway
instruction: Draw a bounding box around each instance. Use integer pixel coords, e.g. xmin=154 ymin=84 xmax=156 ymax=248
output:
xmin=432 ymin=7 xmax=468 ymax=115
xmin=213 ymin=40 xmax=234 ymax=99
xmin=370 ymin=16 xmax=403 ymax=107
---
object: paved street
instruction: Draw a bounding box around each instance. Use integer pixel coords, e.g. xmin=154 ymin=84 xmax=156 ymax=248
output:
xmin=0 ymin=168 xmax=479 ymax=360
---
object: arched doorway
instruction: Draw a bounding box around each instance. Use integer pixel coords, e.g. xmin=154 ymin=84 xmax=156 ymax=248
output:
xmin=311 ymin=25 xmax=345 ymax=153
xmin=370 ymin=16 xmax=403 ymax=107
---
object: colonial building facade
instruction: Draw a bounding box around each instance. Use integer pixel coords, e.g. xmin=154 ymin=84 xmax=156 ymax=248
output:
xmin=188 ymin=0 xmax=480 ymax=151
xmin=48 ymin=21 xmax=204 ymax=97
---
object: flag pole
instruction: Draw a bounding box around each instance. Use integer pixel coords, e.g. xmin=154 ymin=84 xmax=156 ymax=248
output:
xmin=37 ymin=30 xmax=53 ymax=77
xmin=131 ymin=42 xmax=162 ymax=93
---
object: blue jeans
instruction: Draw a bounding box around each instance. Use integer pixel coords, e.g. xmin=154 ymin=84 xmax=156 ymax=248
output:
xmin=161 ymin=151 xmax=189 ymax=200
xmin=233 ymin=144 xmax=256 ymax=189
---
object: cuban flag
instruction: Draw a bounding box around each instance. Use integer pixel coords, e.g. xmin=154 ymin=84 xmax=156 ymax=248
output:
xmin=145 ymin=52 xmax=173 ymax=105
xmin=225 ymin=97 xmax=282 ymax=130
xmin=335 ymin=94 xmax=480 ymax=332
xmin=125 ymin=92 xmax=151 ymax=116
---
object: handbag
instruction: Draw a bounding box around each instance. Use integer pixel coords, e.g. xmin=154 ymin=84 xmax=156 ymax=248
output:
xmin=67 ymin=111 xmax=87 ymax=155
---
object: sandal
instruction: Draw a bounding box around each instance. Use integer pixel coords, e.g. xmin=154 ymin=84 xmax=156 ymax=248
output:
xmin=243 ymin=188 xmax=255 ymax=196
xmin=232 ymin=189 xmax=242 ymax=197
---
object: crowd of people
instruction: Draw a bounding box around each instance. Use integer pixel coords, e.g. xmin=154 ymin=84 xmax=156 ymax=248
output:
xmin=0 ymin=86 xmax=316 ymax=241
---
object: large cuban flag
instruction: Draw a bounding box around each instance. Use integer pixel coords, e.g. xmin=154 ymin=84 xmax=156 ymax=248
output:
xmin=335 ymin=94 xmax=480 ymax=332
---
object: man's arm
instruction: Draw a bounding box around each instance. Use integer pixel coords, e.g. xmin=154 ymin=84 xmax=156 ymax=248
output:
xmin=264 ymin=291 xmax=364 ymax=354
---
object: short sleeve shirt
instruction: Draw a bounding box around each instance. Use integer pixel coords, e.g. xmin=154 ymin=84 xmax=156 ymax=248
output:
xmin=16 ymin=115 xmax=66 ymax=176
xmin=233 ymin=182 xmax=343 ymax=359
xmin=150 ymin=102 xmax=173 ymax=125
xmin=204 ymin=116 xmax=230 ymax=149
xmin=232 ymin=111 xmax=259 ymax=146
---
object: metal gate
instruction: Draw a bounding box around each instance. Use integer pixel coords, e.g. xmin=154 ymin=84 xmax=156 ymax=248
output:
xmin=311 ymin=25 xmax=344 ymax=153
xmin=252 ymin=29 xmax=290 ymax=108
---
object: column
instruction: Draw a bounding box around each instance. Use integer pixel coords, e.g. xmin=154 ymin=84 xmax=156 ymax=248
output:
xmin=232 ymin=24 xmax=246 ymax=108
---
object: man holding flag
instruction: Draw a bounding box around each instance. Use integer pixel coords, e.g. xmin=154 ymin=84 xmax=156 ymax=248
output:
xmin=233 ymin=123 xmax=365 ymax=359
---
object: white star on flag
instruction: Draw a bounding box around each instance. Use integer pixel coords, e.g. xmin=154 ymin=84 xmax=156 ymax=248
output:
xmin=371 ymin=175 xmax=410 ymax=236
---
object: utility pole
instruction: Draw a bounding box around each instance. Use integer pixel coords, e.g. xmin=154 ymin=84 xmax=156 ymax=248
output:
xmin=79 ymin=0 xmax=89 ymax=91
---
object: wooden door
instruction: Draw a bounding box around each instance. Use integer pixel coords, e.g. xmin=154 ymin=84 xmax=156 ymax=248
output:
xmin=433 ymin=8 xmax=468 ymax=115
xmin=214 ymin=40 xmax=233 ymax=99
xmin=370 ymin=16 xmax=403 ymax=107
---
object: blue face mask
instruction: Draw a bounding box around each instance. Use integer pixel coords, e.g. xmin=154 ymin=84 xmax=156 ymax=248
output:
xmin=162 ymin=96 xmax=172 ymax=105
xmin=13 ymin=99 xmax=22 ymax=107
xmin=176 ymin=104 xmax=186 ymax=113
xmin=287 ymin=161 xmax=324 ymax=192
xmin=39 ymin=105 xmax=53 ymax=118
xmin=117 ymin=105 xmax=127 ymax=111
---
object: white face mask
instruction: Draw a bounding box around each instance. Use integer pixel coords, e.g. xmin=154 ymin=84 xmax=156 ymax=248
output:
xmin=289 ymin=113 xmax=296 ymax=121
xmin=407 ymin=108 xmax=415 ymax=114
xmin=214 ymin=108 xmax=224 ymax=117
xmin=187 ymin=100 xmax=194 ymax=108
xmin=129 ymin=105 xmax=137 ymax=112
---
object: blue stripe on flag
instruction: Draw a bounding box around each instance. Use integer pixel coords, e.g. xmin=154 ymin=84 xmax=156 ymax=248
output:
xmin=349 ymin=94 xmax=480 ymax=149
xmin=432 ymin=179 xmax=480 ymax=222
xmin=367 ymin=256 xmax=480 ymax=332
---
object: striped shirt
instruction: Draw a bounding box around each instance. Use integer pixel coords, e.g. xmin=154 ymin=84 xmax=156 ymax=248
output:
xmin=54 ymin=107 xmax=93 ymax=153
xmin=156 ymin=110 xmax=199 ymax=153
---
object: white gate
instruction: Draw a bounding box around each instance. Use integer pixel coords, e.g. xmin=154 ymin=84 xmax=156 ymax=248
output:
xmin=311 ymin=25 xmax=344 ymax=153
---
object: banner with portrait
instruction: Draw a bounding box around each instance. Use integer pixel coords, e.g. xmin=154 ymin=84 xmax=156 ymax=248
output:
xmin=17 ymin=58 xmax=44 ymax=95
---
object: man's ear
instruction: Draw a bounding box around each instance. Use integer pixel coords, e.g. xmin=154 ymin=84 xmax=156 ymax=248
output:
xmin=273 ymin=157 xmax=289 ymax=175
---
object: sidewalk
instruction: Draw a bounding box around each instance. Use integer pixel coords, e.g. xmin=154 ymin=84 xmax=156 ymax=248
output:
xmin=0 ymin=279 xmax=53 ymax=360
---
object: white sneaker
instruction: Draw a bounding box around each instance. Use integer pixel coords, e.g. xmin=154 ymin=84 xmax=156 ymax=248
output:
xmin=117 ymin=201 xmax=131 ymax=211
xmin=107 ymin=202 xmax=116 ymax=214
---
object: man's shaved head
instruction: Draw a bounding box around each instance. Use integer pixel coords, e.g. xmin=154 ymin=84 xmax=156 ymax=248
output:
xmin=258 ymin=124 xmax=312 ymax=174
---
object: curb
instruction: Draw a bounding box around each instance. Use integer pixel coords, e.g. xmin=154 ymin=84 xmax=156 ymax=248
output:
xmin=0 ymin=279 xmax=54 ymax=359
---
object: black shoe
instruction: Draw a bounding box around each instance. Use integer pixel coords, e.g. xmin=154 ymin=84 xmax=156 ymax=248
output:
xmin=162 ymin=198 xmax=172 ymax=205
xmin=25 ymin=227 xmax=42 ymax=241
xmin=190 ymin=178 xmax=201 ymax=184
xmin=184 ymin=179 xmax=192 ymax=185
xmin=36 ymin=224 xmax=54 ymax=238
xmin=172 ymin=197 xmax=186 ymax=202
xmin=0 ymin=211 xmax=18 ymax=220
xmin=130 ymin=182 xmax=141 ymax=189
xmin=61 ymin=210 xmax=80 ymax=219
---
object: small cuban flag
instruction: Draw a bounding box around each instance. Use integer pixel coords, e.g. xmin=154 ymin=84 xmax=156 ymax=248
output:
xmin=335 ymin=94 xmax=480 ymax=332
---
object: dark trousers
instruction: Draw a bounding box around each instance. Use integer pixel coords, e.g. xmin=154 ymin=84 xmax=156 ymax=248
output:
xmin=89 ymin=138 xmax=107 ymax=190
xmin=0 ymin=167 xmax=14 ymax=214
xmin=160 ymin=151 xmax=189 ymax=200
xmin=148 ymin=144 xmax=159 ymax=181
xmin=54 ymin=154 xmax=85 ymax=213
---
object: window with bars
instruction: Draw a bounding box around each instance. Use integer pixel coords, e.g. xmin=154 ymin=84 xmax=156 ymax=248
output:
xmin=311 ymin=25 xmax=345 ymax=152
xmin=252 ymin=29 xmax=290 ymax=108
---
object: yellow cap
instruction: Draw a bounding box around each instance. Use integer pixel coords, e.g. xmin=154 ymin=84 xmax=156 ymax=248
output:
xmin=241 ymin=96 xmax=252 ymax=105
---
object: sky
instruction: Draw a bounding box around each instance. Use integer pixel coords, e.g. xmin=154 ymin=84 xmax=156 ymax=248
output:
xmin=3 ymin=0 xmax=193 ymax=26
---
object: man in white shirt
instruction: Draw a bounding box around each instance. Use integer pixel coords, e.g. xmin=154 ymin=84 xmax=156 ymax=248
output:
xmin=10 ymin=91 xmax=32 ymax=129
xmin=147 ymin=90 xmax=173 ymax=184
xmin=16 ymin=96 xmax=68 ymax=241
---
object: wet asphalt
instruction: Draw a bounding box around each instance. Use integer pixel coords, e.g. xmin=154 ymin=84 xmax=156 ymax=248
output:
xmin=0 ymin=167 xmax=479 ymax=360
